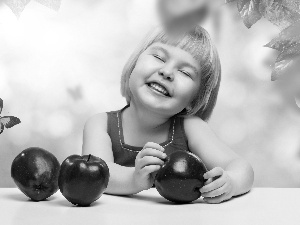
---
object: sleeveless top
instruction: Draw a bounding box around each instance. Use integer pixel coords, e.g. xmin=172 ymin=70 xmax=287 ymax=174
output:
xmin=106 ymin=105 xmax=190 ymax=167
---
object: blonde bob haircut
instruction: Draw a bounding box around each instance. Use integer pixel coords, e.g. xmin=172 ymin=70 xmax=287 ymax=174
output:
xmin=120 ymin=25 xmax=221 ymax=121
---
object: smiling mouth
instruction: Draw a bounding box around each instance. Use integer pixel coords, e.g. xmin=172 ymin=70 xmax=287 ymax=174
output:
xmin=147 ymin=82 xmax=171 ymax=97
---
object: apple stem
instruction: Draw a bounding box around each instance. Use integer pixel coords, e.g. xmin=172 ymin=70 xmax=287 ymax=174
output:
xmin=87 ymin=154 xmax=91 ymax=162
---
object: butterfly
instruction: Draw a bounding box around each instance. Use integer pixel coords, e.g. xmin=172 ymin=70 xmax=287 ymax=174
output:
xmin=0 ymin=98 xmax=21 ymax=134
xmin=67 ymin=85 xmax=83 ymax=101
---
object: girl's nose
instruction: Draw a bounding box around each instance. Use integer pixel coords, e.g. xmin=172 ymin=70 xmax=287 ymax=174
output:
xmin=158 ymin=67 xmax=174 ymax=81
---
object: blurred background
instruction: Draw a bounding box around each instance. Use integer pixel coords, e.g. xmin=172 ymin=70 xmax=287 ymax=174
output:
xmin=1 ymin=0 xmax=300 ymax=188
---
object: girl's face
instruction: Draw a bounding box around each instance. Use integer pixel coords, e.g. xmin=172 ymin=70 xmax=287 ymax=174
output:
xmin=128 ymin=42 xmax=201 ymax=117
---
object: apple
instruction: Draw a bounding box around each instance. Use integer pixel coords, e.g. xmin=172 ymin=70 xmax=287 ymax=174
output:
xmin=58 ymin=154 xmax=110 ymax=206
xmin=11 ymin=147 xmax=60 ymax=201
xmin=154 ymin=150 xmax=207 ymax=203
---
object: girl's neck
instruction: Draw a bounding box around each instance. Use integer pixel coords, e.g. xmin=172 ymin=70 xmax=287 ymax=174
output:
xmin=123 ymin=102 xmax=171 ymax=133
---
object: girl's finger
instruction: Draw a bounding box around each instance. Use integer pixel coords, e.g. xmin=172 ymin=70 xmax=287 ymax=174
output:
xmin=201 ymin=183 xmax=228 ymax=198
xmin=203 ymin=192 xmax=231 ymax=204
xmin=203 ymin=167 xmax=224 ymax=179
xmin=204 ymin=178 xmax=213 ymax=185
xmin=143 ymin=142 xmax=165 ymax=152
xmin=142 ymin=165 xmax=161 ymax=176
xmin=138 ymin=148 xmax=167 ymax=160
xmin=138 ymin=156 xmax=165 ymax=169
xmin=200 ymin=175 xmax=226 ymax=193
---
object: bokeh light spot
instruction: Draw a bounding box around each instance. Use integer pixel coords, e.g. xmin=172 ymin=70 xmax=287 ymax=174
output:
xmin=47 ymin=110 xmax=73 ymax=138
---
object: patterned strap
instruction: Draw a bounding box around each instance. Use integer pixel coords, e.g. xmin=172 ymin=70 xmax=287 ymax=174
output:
xmin=116 ymin=110 xmax=176 ymax=151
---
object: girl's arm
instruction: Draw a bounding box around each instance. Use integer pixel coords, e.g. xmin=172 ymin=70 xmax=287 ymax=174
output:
xmin=184 ymin=116 xmax=254 ymax=203
xmin=82 ymin=113 xmax=165 ymax=195
xmin=82 ymin=113 xmax=139 ymax=195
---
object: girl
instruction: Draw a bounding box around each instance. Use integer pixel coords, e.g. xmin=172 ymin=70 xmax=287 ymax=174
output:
xmin=82 ymin=25 xmax=254 ymax=204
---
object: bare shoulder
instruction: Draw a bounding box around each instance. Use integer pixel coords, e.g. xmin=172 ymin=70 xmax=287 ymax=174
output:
xmin=84 ymin=112 xmax=108 ymax=132
xmin=182 ymin=116 xmax=215 ymax=146
xmin=183 ymin=116 xmax=210 ymax=133
xmin=82 ymin=112 xmax=113 ymax=159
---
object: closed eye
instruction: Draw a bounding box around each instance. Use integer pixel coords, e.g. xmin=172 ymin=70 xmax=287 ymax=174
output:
xmin=153 ymin=54 xmax=165 ymax=62
xmin=179 ymin=70 xmax=191 ymax=77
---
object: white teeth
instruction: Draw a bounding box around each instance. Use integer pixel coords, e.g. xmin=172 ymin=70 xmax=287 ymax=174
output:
xmin=149 ymin=83 xmax=169 ymax=96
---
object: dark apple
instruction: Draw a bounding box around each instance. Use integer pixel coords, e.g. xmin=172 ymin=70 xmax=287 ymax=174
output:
xmin=58 ymin=154 xmax=110 ymax=206
xmin=11 ymin=147 xmax=60 ymax=201
xmin=154 ymin=150 xmax=207 ymax=203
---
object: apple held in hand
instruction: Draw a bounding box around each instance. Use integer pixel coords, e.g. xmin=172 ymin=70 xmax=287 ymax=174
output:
xmin=11 ymin=147 xmax=60 ymax=201
xmin=155 ymin=151 xmax=207 ymax=203
xmin=58 ymin=154 xmax=110 ymax=206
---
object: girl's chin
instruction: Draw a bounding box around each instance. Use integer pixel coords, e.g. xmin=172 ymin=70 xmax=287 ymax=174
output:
xmin=136 ymin=97 xmax=184 ymax=116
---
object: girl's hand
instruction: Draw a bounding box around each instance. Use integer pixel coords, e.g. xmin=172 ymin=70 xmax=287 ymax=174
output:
xmin=200 ymin=167 xmax=236 ymax=204
xmin=133 ymin=142 xmax=167 ymax=192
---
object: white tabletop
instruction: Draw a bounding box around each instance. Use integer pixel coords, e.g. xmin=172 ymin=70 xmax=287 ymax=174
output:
xmin=1 ymin=188 xmax=299 ymax=225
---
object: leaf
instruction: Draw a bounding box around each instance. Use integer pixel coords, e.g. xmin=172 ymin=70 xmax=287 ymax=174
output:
xmin=265 ymin=36 xmax=296 ymax=52
xmin=4 ymin=0 xmax=31 ymax=18
xmin=4 ymin=0 xmax=61 ymax=18
xmin=276 ymin=43 xmax=300 ymax=61
xmin=237 ymin=0 xmax=263 ymax=28
xmin=34 ymin=0 xmax=62 ymax=11
xmin=265 ymin=20 xmax=300 ymax=51
xmin=271 ymin=58 xmax=294 ymax=80
xmin=269 ymin=43 xmax=300 ymax=81
xmin=283 ymin=0 xmax=300 ymax=14
xmin=225 ymin=0 xmax=300 ymax=80
xmin=260 ymin=0 xmax=300 ymax=30
xmin=264 ymin=20 xmax=300 ymax=80
xmin=226 ymin=0 xmax=300 ymax=29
